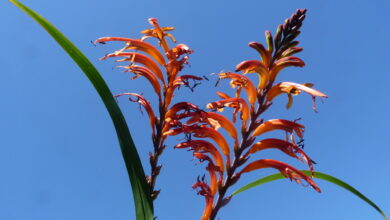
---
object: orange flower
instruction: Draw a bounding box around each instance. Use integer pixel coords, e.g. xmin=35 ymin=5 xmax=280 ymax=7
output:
xmin=269 ymin=56 xmax=305 ymax=82
xmin=100 ymin=52 xmax=165 ymax=85
xmin=192 ymin=175 xmax=214 ymax=220
xmin=95 ymin=37 xmax=166 ymax=65
xmin=218 ymin=72 xmax=257 ymax=106
xmin=121 ymin=65 xmax=161 ymax=98
xmin=206 ymin=97 xmax=250 ymax=126
xmin=267 ymin=82 xmax=328 ymax=111
xmin=251 ymin=119 xmax=304 ymax=138
xmin=240 ymin=159 xmax=320 ymax=192
xmin=235 ymin=60 xmax=269 ymax=90
xmin=187 ymin=112 xmax=238 ymax=143
xmin=165 ymin=75 xmax=202 ymax=107
xmin=246 ymin=138 xmax=314 ymax=172
xmin=114 ymin=93 xmax=156 ymax=137
xmin=141 ymin=18 xmax=176 ymax=52
xmin=175 ymin=140 xmax=225 ymax=173
xmin=248 ymin=41 xmax=272 ymax=67
xmin=164 ymin=125 xmax=230 ymax=158
xmin=165 ymin=102 xmax=200 ymax=121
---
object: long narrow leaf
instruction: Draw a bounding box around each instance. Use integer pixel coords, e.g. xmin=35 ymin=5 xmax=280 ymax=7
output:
xmin=232 ymin=171 xmax=387 ymax=220
xmin=9 ymin=1 xmax=154 ymax=219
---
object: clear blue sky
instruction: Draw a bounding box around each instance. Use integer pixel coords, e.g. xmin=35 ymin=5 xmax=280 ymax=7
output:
xmin=1 ymin=0 xmax=389 ymax=219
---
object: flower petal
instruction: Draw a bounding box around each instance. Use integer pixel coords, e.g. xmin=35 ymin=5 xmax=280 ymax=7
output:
xmin=164 ymin=75 xmax=202 ymax=107
xmin=235 ymin=60 xmax=269 ymax=90
xmin=175 ymin=140 xmax=225 ymax=173
xmin=121 ymin=65 xmax=161 ymax=97
xmin=186 ymin=112 xmax=238 ymax=144
xmin=114 ymin=93 xmax=156 ymax=137
xmin=207 ymin=97 xmax=250 ymax=126
xmin=240 ymin=159 xmax=320 ymax=192
xmin=248 ymin=41 xmax=271 ymax=66
xmin=251 ymin=119 xmax=304 ymax=138
xmin=165 ymin=102 xmax=200 ymax=120
xmin=100 ymin=52 xmax=165 ymax=85
xmin=216 ymin=91 xmax=231 ymax=99
xmin=95 ymin=37 xmax=166 ymax=65
xmin=165 ymin=125 xmax=230 ymax=158
xmin=218 ymin=72 xmax=257 ymax=106
xmin=269 ymin=56 xmax=305 ymax=82
xmin=281 ymin=47 xmax=303 ymax=58
xmin=246 ymin=138 xmax=314 ymax=172
xmin=267 ymin=82 xmax=328 ymax=111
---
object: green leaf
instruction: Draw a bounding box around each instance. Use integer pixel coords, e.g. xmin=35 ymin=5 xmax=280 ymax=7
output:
xmin=9 ymin=1 xmax=154 ymax=219
xmin=232 ymin=171 xmax=387 ymax=220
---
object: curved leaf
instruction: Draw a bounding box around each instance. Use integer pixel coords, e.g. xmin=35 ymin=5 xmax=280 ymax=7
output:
xmin=232 ymin=171 xmax=387 ymax=220
xmin=9 ymin=1 xmax=153 ymax=219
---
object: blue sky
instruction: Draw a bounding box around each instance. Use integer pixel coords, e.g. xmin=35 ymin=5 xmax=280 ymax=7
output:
xmin=1 ymin=0 xmax=389 ymax=219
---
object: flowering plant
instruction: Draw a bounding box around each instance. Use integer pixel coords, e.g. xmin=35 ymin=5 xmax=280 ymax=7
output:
xmin=9 ymin=0 xmax=387 ymax=219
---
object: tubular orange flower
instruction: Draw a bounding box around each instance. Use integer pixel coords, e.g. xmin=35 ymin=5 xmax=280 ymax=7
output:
xmin=269 ymin=56 xmax=305 ymax=82
xmin=267 ymin=82 xmax=328 ymax=111
xmin=94 ymin=37 xmax=166 ymax=65
xmin=239 ymin=159 xmax=320 ymax=192
xmin=192 ymin=176 xmax=214 ymax=220
xmin=251 ymin=119 xmax=304 ymax=138
xmin=187 ymin=112 xmax=238 ymax=143
xmin=100 ymin=52 xmax=165 ymax=85
xmin=235 ymin=60 xmax=269 ymax=90
xmin=167 ymin=44 xmax=193 ymax=60
xmin=246 ymin=138 xmax=314 ymax=172
xmin=121 ymin=65 xmax=161 ymax=98
xmin=218 ymin=72 xmax=257 ymax=106
xmin=114 ymin=93 xmax=156 ymax=137
xmin=165 ymin=102 xmax=200 ymax=121
xmin=207 ymin=97 xmax=250 ymax=125
xmin=165 ymin=75 xmax=202 ymax=107
xmin=249 ymin=41 xmax=272 ymax=66
xmin=175 ymin=140 xmax=225 ymax=173
xmin=164 ymin=125 xmax=230 ymax=158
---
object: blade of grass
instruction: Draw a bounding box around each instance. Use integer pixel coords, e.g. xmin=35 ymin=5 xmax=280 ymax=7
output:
xmin=232 ymin=171 xmax=387 ymax=220
xmin=9 ymin=1 xmax=154 ymax=219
